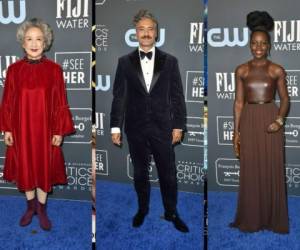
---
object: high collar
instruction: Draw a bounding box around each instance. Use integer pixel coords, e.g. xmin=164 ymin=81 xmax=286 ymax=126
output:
xmin=23 ymin=55 xmax=46 ymax=64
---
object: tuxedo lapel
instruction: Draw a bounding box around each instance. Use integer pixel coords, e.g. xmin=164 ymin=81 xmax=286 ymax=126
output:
xmin=149 ymin=48 xmax=166 ymax=93
xmin=129 ymin=49 xmax=148 ymax=93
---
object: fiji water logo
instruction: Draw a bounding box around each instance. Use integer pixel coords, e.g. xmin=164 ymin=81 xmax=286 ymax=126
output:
xmin=0 ymin=0 xmax=26 ymax=24
xmin=273 ymin=20 xmax=300 ymax=51
xmin=274 ymin=20 xmax=300 ymax=43
xmin=56 ymin=0 xmax=89 ymax=18
xmin=56 ymin=0 xmax=89 ymax=29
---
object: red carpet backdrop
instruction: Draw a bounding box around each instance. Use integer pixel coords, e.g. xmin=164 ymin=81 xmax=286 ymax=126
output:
xmin=0 ymin=0 xmax=92 ymax=200
xmin=208 ymin=0 xmax=300 ymax=196
xmin=95 ymin=0 xmax=204 ymax=194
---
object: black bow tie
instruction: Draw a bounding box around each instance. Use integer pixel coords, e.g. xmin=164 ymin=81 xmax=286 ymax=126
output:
xmin=140 ymin=51 xmax=153 ymax=60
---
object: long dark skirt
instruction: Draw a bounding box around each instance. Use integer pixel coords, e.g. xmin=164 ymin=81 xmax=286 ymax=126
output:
xmin=231 ymin=102 xmax=289 ymax=234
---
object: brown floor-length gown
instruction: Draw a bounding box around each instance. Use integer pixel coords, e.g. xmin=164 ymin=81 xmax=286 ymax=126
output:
xmin=231 ymin=61 xmax=289 ymax=233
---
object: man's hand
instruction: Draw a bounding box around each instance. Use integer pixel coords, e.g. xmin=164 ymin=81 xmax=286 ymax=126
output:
xmin=112 ymin=133 xmax=122 ymax=146
xmin=4 ymin=132 xmax=13 ymax=146
xmin=172 ymin=129 xmax=183 ymax=144
xmin=52 ymin=135 xmax=63 ymax=146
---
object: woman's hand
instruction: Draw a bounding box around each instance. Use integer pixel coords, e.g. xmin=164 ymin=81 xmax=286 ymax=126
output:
xmin=233 ymin=132 xmax=240 ymax=158
xmin=52 ymin=135 xmax=63 ymax=146
xmin=267 ymin=121 xmax=281 ymax=133
xmin=4 ymin=132 xmax=13 ymax=146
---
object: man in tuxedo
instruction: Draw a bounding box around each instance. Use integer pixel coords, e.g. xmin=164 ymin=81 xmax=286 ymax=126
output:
xmin=110 ymin=9 xmax=188 ymax=233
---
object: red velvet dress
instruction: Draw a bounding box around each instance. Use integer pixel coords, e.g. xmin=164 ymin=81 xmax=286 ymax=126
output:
xmin=0 ymin=56 xmax=75 ymax=192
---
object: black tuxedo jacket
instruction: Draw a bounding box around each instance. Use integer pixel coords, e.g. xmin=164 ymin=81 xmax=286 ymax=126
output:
xmin=110 ymin=48 xmax=186 ymax=134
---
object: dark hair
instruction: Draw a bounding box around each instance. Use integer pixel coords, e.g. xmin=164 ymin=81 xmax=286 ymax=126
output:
xmin=133 ymin=9 xmax=158 ymax=28
xmin=247 ymin=11 xmax=274 ymax=55
xmin=133 ymin=9 xmax=159 ymax=42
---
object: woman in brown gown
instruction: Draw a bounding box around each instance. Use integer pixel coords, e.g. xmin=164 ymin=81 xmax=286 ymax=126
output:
xmin=231 ymin=11 xmax=289 ymax=233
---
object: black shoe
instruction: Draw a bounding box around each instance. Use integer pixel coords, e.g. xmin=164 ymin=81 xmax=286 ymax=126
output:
xmin=164 ymin=212 xmax=189 ymax=233
xmin=132 ymin=211 xmax=147 ymax=228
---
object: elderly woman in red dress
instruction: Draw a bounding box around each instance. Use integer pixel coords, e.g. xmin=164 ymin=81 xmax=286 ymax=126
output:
xmin=0 ymin=18 xmax=75 ymax=231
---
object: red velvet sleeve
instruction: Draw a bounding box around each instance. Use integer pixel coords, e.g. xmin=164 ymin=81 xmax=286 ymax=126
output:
xmin=52 ymin=66 xmax=75 ymax=136
xmin=0 ymin=66 xmax=14 ymax=132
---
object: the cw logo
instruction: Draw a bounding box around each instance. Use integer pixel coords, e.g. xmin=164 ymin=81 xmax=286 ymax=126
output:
xmin=208 ymin=27 xmax=249 ymax=47
xmin=95 ymin=0 xmax=106 ymax=5
xmin=96 ymin=75 xmax=110 ymax=91
xmin=0 ymin=0 xmax=26 ymax=25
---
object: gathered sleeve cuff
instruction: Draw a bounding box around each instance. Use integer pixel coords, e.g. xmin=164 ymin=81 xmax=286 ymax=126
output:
xmin=52 ymin=105 xmax=75 ymax=136
xmin=52 ymin=66 xmax=75 ymax=136
xmin=0 ymin=66 xmax=14 ymax=132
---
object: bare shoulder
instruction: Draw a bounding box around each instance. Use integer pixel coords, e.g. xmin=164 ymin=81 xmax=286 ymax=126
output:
xmin=269 ymin=61 xmax=286 ymax=78
xmin=235 ymin=63 xmax=248 ymax=78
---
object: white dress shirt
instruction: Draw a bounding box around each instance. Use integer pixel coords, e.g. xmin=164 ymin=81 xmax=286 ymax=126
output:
xmin=139 ymin=46 xmax=155 ymax=92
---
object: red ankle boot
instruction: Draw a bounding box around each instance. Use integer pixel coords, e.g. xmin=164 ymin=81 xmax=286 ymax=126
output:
xmin=19 ymin=198 xmax=37 ymax=226
xmin=37 ymin=201 xmax=52 ymax=231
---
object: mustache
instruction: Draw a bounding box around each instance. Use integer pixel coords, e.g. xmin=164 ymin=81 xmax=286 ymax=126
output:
xmin=141 ymin=35 xmax=152 ymax=39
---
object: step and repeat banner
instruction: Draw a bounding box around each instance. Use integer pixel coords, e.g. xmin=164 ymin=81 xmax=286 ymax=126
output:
xmin=96 ymin=0 xmax=204 ymax=193
xmin=0 ymin=0 xmax=91 ymax=200
xmin=208 ymin=0 xmax=300 ymax=196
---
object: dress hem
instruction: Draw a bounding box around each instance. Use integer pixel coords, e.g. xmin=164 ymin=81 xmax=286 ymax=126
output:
xmin=229 ymin=222 xmax=289 ymax=234
xmin=3 ymin=178 xmax=67 ymax=193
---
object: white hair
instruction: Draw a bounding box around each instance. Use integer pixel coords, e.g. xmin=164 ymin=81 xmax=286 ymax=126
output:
xmin=16 ymin=18 xmax=53 ymax=51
